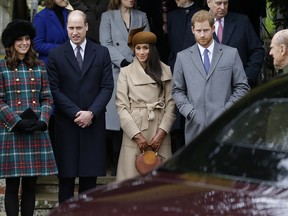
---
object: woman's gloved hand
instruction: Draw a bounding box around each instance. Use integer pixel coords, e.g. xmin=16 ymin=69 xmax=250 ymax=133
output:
xmin=13 ymin=119 xmax=36 ymax=133
xmin=24 ymin=120 xmax=47 ymax=133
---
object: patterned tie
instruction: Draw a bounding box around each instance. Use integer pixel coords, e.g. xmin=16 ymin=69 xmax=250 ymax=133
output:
xmin=76 ymin=46 xmax=83 ymax=69
xmin=217 ymin=19 xmax=223 ymax=43
xmin=203 ymin=49 xmax=210 ymax=74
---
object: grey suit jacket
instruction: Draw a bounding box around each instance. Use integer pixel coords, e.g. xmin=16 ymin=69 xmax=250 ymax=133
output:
xmin=99 ymin=8 xmax=150 ymax=130
xmin=172 ymin=41 xmax=250 ymax=145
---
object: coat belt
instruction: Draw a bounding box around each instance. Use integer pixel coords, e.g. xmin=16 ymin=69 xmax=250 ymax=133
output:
xmin=131 ymin=101 xmax=165 ymax=130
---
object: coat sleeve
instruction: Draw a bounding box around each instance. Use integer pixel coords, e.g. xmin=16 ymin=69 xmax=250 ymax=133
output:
xmin=225 ymin=50 xmax=250 ymax=109
xmin=88 ymin=47 xmax=114 ymax=116
xmin=158 ymin=67 xmax=176 ymax=133
xmin=0 ymin=65 xmax=20 ymax=131
xmin=116 ymin=68 xmax=141 ymax=139
xmin=172 ymin=53 xmax=194 ymax=119
xmin=39 ymin=62 xmax=53 ymax=124
xmin=242 ymin=15 xmax=265 ymax=84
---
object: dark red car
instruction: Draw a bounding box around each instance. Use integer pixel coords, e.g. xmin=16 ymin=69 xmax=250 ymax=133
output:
xmin=49 ymin=74 xmax=288 ymax=216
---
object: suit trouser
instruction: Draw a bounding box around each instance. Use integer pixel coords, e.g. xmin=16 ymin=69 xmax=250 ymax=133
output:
xmin=58 ymin=177 xmax=97 ymax=203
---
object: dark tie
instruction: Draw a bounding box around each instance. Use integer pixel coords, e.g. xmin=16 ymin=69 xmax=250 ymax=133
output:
xmin=203 ymin=49 xmax=210 ymax=74
xmin=217 ymin=19 xmax=223 ymax=43
xmin=76 ymin=46 xmax=83 ymax=69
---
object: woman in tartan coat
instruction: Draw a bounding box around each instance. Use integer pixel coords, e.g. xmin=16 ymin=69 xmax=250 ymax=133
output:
xmin=0 ymin=20 xmax=58 ymax=216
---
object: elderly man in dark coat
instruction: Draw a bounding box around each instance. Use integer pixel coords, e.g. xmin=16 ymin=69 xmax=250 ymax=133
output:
xmin=47 ymin=10 xmax=113 ymax=203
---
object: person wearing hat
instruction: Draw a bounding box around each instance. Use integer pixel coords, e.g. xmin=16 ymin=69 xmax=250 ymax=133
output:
xmin=115 ymin=31 xmax=176 ymax=181
xmin=0 ymin=20 xmax=58 ymax=216
xmin=99 ymin=0 xmax=150 ymax=176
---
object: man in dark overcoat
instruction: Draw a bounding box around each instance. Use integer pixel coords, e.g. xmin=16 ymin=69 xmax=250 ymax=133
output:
xmin=46 ymin=10 xmax=113 ymax=203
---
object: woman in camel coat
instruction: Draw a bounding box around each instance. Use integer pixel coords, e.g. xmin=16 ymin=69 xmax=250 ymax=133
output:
xmin=116 ymin=31 xmax=176 ymax=181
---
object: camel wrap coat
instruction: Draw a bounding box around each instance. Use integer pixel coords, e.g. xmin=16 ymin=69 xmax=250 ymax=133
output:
xmin=116 ymin=58 xmax=176 ymax=181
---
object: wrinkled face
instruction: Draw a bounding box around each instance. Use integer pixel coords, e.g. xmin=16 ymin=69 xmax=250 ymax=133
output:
xmin=54 ymin=0 xmax=68 ymax=7
xmin=135 ymin=44 xmax=149 ymax=65
xmin=269 ymin=36 xmax=285 ymax=69
xmin=14 ymin=35 xmax=30 ymax=59
xmin=121 ymin=0 xmax=135 ymax=8
xmin=192 ymin=20 xmax=215 ymax=48
xmin=67 ymin=14 xmax=88 ymax=45
xmin=207 ymin=0 xmax=229 ymax=19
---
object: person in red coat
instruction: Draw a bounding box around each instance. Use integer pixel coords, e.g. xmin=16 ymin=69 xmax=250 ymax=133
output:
xmin=0 ymin=20 xmax=58 ymax=216
xmin=47 ymin=10 xmax=113 ymax=203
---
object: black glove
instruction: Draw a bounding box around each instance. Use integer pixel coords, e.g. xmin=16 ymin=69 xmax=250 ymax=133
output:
xmin=24 ymin=121 xmax=47 ymax=133
xmin=120 ymin=59 xmax=131 ymax=67
xmin=13 ymin=119 xmax=36 ymax=133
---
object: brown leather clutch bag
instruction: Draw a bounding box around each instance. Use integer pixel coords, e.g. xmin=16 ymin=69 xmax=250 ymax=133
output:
xmin=135 ymin=149 xmax=164 ymax=175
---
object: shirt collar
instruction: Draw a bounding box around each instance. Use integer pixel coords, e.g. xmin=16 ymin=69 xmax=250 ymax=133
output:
xmin=70 ymin=39 xmax=87 ymax=51
xmin=197 ymin=40 xmax=215 ymax=55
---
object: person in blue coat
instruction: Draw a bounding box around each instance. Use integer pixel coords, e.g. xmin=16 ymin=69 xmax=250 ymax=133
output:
xmin=33 ymin=0 xmax=71 ymax=64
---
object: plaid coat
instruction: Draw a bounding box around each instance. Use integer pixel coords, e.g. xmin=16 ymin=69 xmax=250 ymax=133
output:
xmin=0 ymin=59 xmax=58 ymax=178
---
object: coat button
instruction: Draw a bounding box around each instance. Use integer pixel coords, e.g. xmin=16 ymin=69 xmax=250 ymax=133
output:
xmin=17 ymin=101 xmax=21 ymax=105
xmin=116 ymin=43 xmax=119 ymax=46
xmin=31 ymin=78 xmax=35 ymax=81
xmin=32 ymin=101 xmax=36 ymax=104
xmin=16 ymin=78 xmax=19 ymax=82
xmin=17 ymin=90 xmax=21 ymax=93
xmin=31 ymin=89 xmax=36 ymax=93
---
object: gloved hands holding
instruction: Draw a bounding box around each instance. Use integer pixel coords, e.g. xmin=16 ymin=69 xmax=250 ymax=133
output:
xmin=13 ymin=120 xmax=47 ymax=133
xmin=24 ymin=120 xmax=47 ymax=133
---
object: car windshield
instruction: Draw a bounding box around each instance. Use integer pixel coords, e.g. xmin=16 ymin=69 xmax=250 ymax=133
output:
xmin=162 ymin=98 xmax=288 ymax=186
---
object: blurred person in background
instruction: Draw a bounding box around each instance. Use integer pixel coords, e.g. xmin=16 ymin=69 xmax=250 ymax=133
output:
xmin=33 ymin=0 xmax=72 ymax=64
xmin=70 ymin=0 xmax=109 ymax=43
xmin=269 ymin=29 xmax=288 ymax=75
xmin=207 ymin=0 xmax=265 ymax=88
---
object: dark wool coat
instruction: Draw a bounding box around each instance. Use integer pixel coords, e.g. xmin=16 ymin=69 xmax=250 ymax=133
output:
xmin=0 ymin=59 xmax=58 ymax=178
xmin=47 ymin=39 xmax=113 ymax=178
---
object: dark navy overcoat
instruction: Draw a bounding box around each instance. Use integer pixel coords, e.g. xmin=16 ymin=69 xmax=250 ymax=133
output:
xmin=47 ymin=39 xmax=113 ymax=178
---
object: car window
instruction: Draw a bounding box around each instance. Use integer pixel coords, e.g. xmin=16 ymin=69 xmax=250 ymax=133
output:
xmin=217 ymin=99 xmax=288 ymax=151
xmin=163 ymin=99 xmax=288 ymax=186
xmin=211 ymin=99 xmax=288 ymax=184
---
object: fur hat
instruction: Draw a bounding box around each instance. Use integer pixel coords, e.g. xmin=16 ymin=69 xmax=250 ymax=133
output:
xmin=1 ymin=19 xmax=36 ymax=48
xmin=132 ymin=31 xmax=157 ymax=47
xmin=127 ymin=26 xmax=157 ymax=49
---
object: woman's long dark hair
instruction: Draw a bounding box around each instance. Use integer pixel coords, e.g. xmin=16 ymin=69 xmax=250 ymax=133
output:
xmin=145 ymin=44 xmax=163 ymax=91
xmin=5 ymin=40 xmax=41 ymax=70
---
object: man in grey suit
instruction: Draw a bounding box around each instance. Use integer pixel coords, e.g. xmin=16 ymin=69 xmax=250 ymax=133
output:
xmin=172 ymin=10 xmax=250 ymax=145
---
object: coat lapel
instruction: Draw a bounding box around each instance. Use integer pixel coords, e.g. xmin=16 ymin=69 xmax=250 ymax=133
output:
xmin=81 ymin=40 xmax=95 ymax=77
xmin=221 ymin=13 xmax=236 ymax=44
xmin=114 ymin=10 xmax=129 ymax=41
xmin=208 ymin=42 xmax=223 ymax=78
xmin=63 ymin=41 xmax=81 ymax=75
xmin=47 ymin=9 xmax=67 ymax=39
xmin=191 ymin=45 xmax=207 ymax=78
xmin=129 ymin=58 xmax=156 ymax=85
